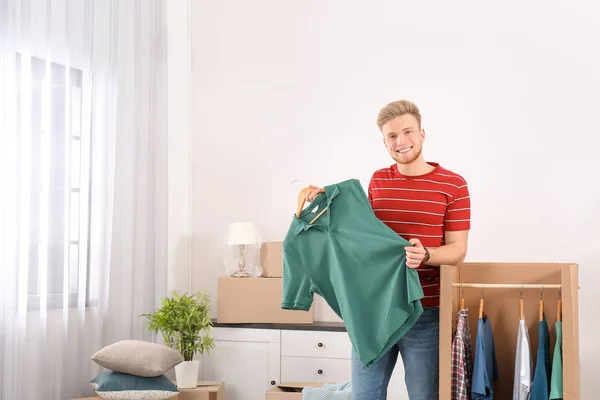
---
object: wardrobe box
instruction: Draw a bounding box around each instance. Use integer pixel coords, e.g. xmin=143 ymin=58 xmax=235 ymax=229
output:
xmin=266 ymin=382 xmax=327 ymax=399
xmin=260 ymin=241 xmax=283 ymax=277
xmin=439 ymin=262 xmax=580 ymax=400
xmin=217 ymin=276 xmax=314 ymax=324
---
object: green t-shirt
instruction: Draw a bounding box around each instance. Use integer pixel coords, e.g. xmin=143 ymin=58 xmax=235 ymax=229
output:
xmin=550 ymin=321 xmax=563 ymax=399
xmin=281 ymin=179 xmax=424 ymax=368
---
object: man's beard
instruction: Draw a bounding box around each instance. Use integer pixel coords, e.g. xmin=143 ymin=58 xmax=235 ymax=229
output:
xmin=395 ymin=146 xmax=422 ymax=164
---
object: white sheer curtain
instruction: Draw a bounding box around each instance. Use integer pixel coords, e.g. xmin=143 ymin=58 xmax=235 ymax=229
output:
xmin=0 ymin=1 xmax=168 ymax=399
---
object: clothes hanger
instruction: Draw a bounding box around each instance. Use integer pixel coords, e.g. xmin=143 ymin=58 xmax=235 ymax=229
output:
xmin=460 ymin=283 xmax=465 ymax=310
xmin=520 ymin=286 xmax=524 ymax=320
xmin=296 ymin=186 xmax=327 ymax=224
xmin=557 ymin=287 xmax=562 ymax=322
xmin=478 ymin=285 xmax=484 ymax=318
xmin=539 ymin=285 xmax=544 ymax=322
xmin=296 ymin=187 xmax=323 ymax=217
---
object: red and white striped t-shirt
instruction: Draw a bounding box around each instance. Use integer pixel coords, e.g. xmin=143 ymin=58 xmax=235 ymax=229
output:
xmin=368 ymin=162 xmax=471 ymax=307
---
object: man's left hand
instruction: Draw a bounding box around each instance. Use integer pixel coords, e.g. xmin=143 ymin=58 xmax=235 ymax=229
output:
xmin=405 ymin=238 xmax=426 ymax=269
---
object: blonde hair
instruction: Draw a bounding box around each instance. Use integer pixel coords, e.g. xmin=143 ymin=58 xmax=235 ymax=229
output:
xmin=376 ymin=100 xmax=422 ymax=131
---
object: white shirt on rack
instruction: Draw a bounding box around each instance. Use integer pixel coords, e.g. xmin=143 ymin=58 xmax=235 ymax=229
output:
xmin=513 ymin=318 xmax=533 ymax=400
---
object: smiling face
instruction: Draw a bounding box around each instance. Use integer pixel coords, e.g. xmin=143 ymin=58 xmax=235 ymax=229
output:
xmin=381 ymin=114 xmax=425 ymax=165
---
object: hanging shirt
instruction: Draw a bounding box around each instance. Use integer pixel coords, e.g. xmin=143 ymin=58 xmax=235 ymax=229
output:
xmin=531 ymin=313 xmax=551 ymax=400
xmin=513 ymin=318 xmax=533 ymax=400
xmin=549 ymin=320 xmax=563 ymax=399
xmin=471 ymin=315 xmax=499 ymax=399
xmin=451 ymin=308 xmax=473 ymax=400
xmin=281 ymin=179 xmax=425 ymax=368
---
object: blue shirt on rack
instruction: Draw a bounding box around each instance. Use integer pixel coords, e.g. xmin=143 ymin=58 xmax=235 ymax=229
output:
xmin=531 ymin=313 xmax=551 ymax=400
xmin=471 ymin=315 xmax=499 ymax=399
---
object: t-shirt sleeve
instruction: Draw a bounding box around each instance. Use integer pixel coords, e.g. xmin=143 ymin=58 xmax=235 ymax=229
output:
xmin=367 ymin=176 xmax=375 ymax=209
xmin=445 ymin=180 xmax=471 ymax=231
xmin=281 ymin=250 xmax=314 ymax=311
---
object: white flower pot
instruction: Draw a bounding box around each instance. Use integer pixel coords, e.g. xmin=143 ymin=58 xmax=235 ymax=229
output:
xmin=175 ymin=360 xmax=200 ymax=389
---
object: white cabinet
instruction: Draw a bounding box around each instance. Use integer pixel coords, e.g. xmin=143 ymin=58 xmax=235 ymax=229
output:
xmin=202 ymin=328 xmax=280 ymax=400
xmin=280 ymin=329 xmax=352 ymax=383
xmin=202 ymin=325 xmax=409 ymax=400
xmin=281 ymin=356 xmax=351 ymax=383
xmin=281 ymin=330 xmax=352 ymax=359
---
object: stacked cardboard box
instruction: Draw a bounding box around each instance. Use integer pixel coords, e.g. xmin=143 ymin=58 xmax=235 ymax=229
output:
xmin=217 ymin=241 xmax=314 ymax=324
xmin=260 ymin=241 xmax=284 ymax=277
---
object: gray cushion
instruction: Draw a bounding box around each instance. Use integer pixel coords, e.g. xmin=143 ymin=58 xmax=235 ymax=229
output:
xmin=91 ymin=340 xmax=183 ymax=377
xmin=91 ymin=370 xmax=178 ymax=400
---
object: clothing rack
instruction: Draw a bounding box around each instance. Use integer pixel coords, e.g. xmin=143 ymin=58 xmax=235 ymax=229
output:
xmin=439 ymin=262 xmax=580 ymax=399
xmin=452 ymin=283 xmax=562 ymax=289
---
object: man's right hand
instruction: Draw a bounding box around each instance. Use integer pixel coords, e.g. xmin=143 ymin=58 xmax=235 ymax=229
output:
xmin=305 ymin=185 xmax=323 ymax=202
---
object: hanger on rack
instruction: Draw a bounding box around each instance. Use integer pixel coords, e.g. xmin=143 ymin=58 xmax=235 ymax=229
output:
xmin=520 ymin=285 xmax=524 ymax=320
xmin=539 ymin=285 xmax=544 ymax=322
xmin=460 ymin=283 xmax=465 ymax=310
xmin=478 ymin=285 xmax=485 ymax=318
xmin=296 ymin=187 xmax=327 ymax=224
xmin=557 ymin=287 xmax=562 ymax=322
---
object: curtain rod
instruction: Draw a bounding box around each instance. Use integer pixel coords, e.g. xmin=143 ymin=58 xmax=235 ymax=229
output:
xmin=452 ymin=283 xmax=561 ymax=289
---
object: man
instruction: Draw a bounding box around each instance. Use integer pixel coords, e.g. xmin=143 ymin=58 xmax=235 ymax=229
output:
xmin=305 ymin=100 xmax=471 ymax=399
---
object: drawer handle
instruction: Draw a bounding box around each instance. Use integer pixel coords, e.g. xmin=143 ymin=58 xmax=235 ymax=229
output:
xmin=271 ymin=380 xmax=276 ymax=385
xmin=317 ymin=342 xmax=323 ymax=347
xmin=318 ymin=369 xmax=323 ymax=374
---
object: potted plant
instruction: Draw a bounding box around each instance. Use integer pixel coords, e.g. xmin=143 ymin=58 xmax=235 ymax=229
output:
xmin=141 ymin=290 xmax=216 ymax=388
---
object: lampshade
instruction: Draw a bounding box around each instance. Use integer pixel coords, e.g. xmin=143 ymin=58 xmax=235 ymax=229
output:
xmin=227 ymin=222 xmax=258 ymax=246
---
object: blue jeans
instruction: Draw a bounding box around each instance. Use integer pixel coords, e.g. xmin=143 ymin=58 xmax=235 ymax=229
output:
xmin=351 ymin=306 xmax=439 ymax=400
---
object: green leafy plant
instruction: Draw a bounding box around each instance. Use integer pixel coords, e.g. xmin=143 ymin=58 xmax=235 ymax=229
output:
xmin=141 ymin=291 xmax=216 ymax=361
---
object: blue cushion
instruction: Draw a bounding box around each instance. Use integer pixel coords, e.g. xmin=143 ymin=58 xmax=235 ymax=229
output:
xmin=91 ymin=371 xmax=178 ymax=400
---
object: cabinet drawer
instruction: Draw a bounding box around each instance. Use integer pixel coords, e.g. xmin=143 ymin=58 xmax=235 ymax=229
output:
xmin=281 ymin=330 xmax=352 ymax=359
xmin=281 ymin=356 xmax=351 ymax=383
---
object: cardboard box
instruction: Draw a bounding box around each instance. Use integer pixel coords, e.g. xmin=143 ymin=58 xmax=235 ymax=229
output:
xmin=266 ymin=382 xmax=326 ymax=399
xmin=439 ymin=263 xmax=579 ymax=400
xmin=217 ymin=276 xmax=314 ymax=324
xmin=175 ymin=381 xmax=224 ymax=400
xmin=260 ymin=241 xmax=283 ymax=277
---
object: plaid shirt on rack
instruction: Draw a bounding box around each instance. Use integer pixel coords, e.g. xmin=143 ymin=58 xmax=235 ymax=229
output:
xmin=451 ymin=308 xmax=474 ymax=400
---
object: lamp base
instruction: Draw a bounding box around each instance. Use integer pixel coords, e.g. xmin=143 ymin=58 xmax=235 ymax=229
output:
xmin=232 ymin=246 xmax=250 ymax=277
xmin=231 ymin=270 xmax=250 ymax=278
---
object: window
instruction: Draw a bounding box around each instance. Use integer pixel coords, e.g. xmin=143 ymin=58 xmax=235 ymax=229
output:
xmin=15 ymin=54 xmax=91 ymax=310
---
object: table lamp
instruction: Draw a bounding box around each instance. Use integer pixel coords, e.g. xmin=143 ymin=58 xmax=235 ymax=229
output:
xmin=227 ymin=222 xmax=258 ymax=277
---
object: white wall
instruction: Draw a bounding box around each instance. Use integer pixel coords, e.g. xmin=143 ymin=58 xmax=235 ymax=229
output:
xmin=189 ymin=0 xmax=600 ymax=395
